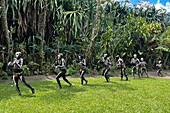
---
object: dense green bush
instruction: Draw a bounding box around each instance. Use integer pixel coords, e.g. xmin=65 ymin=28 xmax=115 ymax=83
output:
xmin=126 ymin=67 xmax=132 ymax=75
xmin=0 ymin=0 xmax=169 ymax=75
xmin=0 ymin=62 xmax=8 ymax=79
xmin=66 ymin=67 xmax=77 ymax=76
xmin=2 ymin=72 xmax=8 ymax=80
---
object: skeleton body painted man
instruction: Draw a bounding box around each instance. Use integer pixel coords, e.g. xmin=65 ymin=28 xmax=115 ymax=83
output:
xmin=53 ymin=53 xmax=72 ymax=89
xmin=8 ymin=52 xmax=34 ymax=96
xmin=116 ymin=55 xmax=128 ymax=81
xmin=73 ymin=55 xmax=88 ymax=86
xmin=131 ymin=54 xmax=140 ymax=79
xmin=156 ymin=61 xmax=163 ymax=77
xmin=138 ymin=58 xmax=149 ymax=77
xmin=98 ymin=54 xmax=111 ymax=82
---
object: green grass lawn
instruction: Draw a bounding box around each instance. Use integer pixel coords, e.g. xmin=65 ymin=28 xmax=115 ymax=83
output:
xmin=0 ymin=77 xmax=170 ymax=113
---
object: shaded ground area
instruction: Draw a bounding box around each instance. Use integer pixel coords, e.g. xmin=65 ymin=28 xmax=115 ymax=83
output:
xmin=0 ymin=75 xmax=170 ymax=113
xmin=0 ymin=70 xmax=170 ymax=83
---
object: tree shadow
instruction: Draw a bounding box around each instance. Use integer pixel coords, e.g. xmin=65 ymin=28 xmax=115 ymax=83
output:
xmin=60 ymin=85 xmax=86 ymax=93
xmin=86 ymin=82 xmax=137 ymax=92
xmin=37 ymin=84 xmax=87 ymax=102
xmin=34 ymin=80 xmax=86 ymax=94
xmin=21 ymin=95 xmax=36 ymax=98
xmin=134 ymin=77 xmax=158 ymax=80
xmin=0 ymin=78 xmax=137 ymax=101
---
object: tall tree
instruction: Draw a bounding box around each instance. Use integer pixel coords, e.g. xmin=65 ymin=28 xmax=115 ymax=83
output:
xmin=1 ymin=0 xmax=10 ymax=63
xmin=86 ymin=0 xmax=100 ymax=54
xmin=40 ymin=0 xmax=47 ymax=70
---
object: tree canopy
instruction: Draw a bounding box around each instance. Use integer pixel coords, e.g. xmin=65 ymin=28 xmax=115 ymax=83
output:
xmin=0 ymin=0 xmax=170 ymax=75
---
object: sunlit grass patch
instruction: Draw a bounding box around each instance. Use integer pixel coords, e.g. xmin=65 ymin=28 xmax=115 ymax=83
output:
xmin=0 ymin=77 xmax=170 ymax=113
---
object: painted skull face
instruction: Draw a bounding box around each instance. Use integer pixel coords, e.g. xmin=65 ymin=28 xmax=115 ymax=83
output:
xmin=58 ymin=53 xmax=63 ymax=59
xmin=116 ymin=55 xmax=120 ymax=58
xmin=116 ymin=55 xmax=120 ymax=61
xmin=104 ymin=54 xmax=107 ymax=58
xmin=134 ymin=54 xmax=137 ymax=58
xmin=15 ymin=52 xmax=21 ymax=59
xmin=78 ymin=55 xmax=81 ymax=60
xmin=141 ymin=58 xmax=144 ymax=61
xmin=58 ymin=54 xmax=61 ymax=59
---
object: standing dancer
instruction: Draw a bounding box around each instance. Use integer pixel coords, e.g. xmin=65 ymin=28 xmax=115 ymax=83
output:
xmin=156 ymin=61 xmax=163 ymax=77
xmin=131 ymin=54 xmax=140 ymax=79
xmin=73 ymin=55 xmax=88 ymax=86
xmin=116 ymin=55 xmax=128 ymax=81
xmin=98 ymin=54 xmax=111 ymax=82
xmin=52 ymin=53 xmax=72 ymax=89
xmin=138 ymin=58 xmax=149 ymax=77
xmin=8 ymin=52 xmax=34 ymax=96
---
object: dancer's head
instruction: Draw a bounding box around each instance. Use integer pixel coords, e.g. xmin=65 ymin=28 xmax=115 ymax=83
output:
xmin=58 ymin=53 xmax=63 ymax=60
xmin=15 ymin=52 xmax=22 ymax=59
xmin=133 ymin=54 xmax=137 ymax=58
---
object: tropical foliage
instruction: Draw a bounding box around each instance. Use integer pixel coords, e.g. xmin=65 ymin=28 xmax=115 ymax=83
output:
xmin=0 ymin=0 xmax=169 ymax=76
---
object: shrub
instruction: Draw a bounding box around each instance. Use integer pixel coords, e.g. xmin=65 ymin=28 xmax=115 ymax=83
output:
xmin=125 ymin=67 xmax=142 ymax=75
xmin=110 ymin=66 xmax=116 ymax=73
xmin=43 ymin=62 xmax=53 ymax=75
xmin=28 ymin=61 xmax=39 ymax=75
xmin=1 ymin=71 xmax=8 ymax=80
xmin=66 ymin=67 xmax=77 ymax=76
xmin=34 ymin=69 xmax=39 ymax=75
xmin=126 ymin=67 xmax=132 ymax=75
xmin=22 ymin=65 xmax=31 ymax=76
xmin=0 ymin=62 xmax=3 ymax=68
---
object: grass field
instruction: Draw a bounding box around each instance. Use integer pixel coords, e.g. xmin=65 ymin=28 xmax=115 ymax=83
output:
xmin=0 ymin=77 xmax=170 ymax=113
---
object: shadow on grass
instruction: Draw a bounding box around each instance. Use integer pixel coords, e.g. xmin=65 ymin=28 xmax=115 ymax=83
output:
xmin=0 ymin=83 xmax=20 ymax=100
xmin=0 ymin=77 xmax=149 ymax=101
xmin=138 ymin=77 xmax=158 ymax=80
xmin=21 ymin=95 xmax=36 ymax=98
xmin=126 ymin=76 xmax=158 ymax=81
xmin=35 ymin=80 xmax=86 ymax=92
xmin=0 ymin=80 xmax=54 ymax=101
xmin=61 ymin=85 xmax=86 ymax=93
xmin=86 ymin=81 xmax=137 ymax=92
xmin=37 ymin=84 xmax=87 ymax=102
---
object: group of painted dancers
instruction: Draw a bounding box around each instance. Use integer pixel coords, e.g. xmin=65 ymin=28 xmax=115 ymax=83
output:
xmin=7 ymin=52 xmax=163 ymax=96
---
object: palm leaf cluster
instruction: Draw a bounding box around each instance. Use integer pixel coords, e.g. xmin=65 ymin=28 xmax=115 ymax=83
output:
xmin=0 ymin=0 xmax=169 ymax=74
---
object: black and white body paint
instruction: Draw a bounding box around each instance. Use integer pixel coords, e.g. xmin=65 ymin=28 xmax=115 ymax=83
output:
xmin=131 ymin=54 xmax=140 ymax=79
xmin=74 ymin=55 xmax=88 ymax=86
xmin=8 ymin=52 xmax=23 ymax=72
xmin=98 ymin=54 xmax=111 ymax=82
xmin=116 ymin=55 xmax=128 ymax=81
xmin=138 ymin=58 xmax=149 ymax=77
xmin=53 ymin=53 xmax=72 ymax=88
xmin=8 ymin=52 xmax=34 ymax=96
xmin=156 ymin=61 xmax=163 ymax=77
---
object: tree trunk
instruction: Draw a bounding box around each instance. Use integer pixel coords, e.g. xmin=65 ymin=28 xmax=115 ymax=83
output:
xmin=86 ymin=0 xmax=100 ymax=54
xmin=1 ymin=0 xmax=10 ymax=63
xmin=163 ymin=53 xmax=169 ymax=67
xmin=40 ymin=0 xmax=47 ymax=71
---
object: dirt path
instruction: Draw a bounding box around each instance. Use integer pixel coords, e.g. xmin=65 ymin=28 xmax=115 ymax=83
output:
xmin=0 ymin=71 xmax=170 ymax=83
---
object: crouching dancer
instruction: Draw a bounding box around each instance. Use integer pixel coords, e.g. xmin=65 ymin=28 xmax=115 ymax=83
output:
xmin=116 ymin=55 xmax=128 ymax=81
xmin=156 ymin=61 xmax=163 ymax=77
xmin=138 ymin=58 xmax=149 ymax=77
xmin=8 ymin=52 xmax=34 ymax=96
xmin=73 ymin=55 xmax=88 ymax=86
xmin=98 ymin=54 xmax=111 ymax=82
xmin=52 ymin=53 xmax=72 ymax=89
xmin=131 ymin=54 xmax=140 ymax=79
